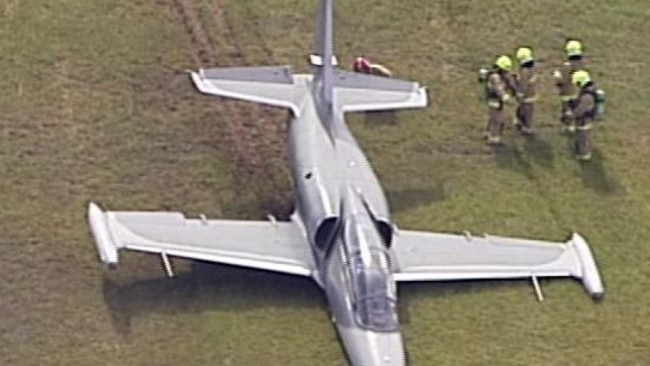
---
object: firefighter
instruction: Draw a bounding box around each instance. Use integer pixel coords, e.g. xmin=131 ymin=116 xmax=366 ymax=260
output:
xmin=553 ymin=39 xmax=586 ymax=133
xmin=570 ymin=70 xmax=598 ymax=161
xmin=483 ymin=55 xmax=515 ymax=144
xmin=513 ymin=47 xmax=538 ymax=135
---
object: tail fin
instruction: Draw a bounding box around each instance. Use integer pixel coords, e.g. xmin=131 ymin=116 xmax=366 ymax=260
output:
xmin=310 ymin=0 xmax=427 ymax=114
xmin=312 ymin=0 xmax=335 ymax=107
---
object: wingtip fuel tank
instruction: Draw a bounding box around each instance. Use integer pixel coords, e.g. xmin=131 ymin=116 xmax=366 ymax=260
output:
xmin=569 ymin=232 xmax=605 ymax=300
xmin=87 ymin=202 xmax=119 ymax=269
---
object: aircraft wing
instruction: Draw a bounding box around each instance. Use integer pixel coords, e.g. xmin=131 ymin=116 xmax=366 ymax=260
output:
xmin=333 ymin=69 xmax=428 ymax=112
xmin=190 ymin=66 xmax=300 ymax=114
xmin=391 ymin=230 xmax=604 ymax=298
xmin=87 ymin=203 xmax=314 ymax=277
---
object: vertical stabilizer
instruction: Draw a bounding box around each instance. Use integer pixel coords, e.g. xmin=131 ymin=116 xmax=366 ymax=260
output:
xmin=314 ymin=0 xmax=335 ymax=107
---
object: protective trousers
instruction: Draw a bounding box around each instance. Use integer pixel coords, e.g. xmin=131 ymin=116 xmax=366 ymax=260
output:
xmin=560 ymin=99 xmax=576 ymax=132
xmin=575 ymin=121 xmax=593 ymax=160
xmin=486 ymin=106 xmax=506 ymax=144
xmin=516 ymin=102 xmax=534 ymax=133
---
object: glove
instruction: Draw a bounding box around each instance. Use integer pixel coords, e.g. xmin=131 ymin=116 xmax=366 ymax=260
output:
xmin=563 ymin=109 xmax=574 ymax=118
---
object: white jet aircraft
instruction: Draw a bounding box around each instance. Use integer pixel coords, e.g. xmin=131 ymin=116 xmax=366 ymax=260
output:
xmin=87 ymin=1 xmax=604 ymax=365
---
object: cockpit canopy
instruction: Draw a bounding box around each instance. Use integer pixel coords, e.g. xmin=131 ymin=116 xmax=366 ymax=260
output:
xmin=343 ymin=215 xmax=398 ymax=332
xmin=352 ymin=265 xmax=398 ymax=332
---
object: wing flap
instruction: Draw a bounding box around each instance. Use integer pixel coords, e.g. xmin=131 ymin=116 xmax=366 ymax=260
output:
xmin=88 ymin=203 xmax=313 ymax=277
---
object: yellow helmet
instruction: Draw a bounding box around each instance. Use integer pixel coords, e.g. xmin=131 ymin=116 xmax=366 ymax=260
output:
xmin=515 ymin=47 xmax=534 ymax=64
xmin=494 ymin=55 xmax=513 ymax=71
xmin=565 ymin=39 xmax=583 ymax=57
xmin=571 ymin=69 xmax=591 ymax=87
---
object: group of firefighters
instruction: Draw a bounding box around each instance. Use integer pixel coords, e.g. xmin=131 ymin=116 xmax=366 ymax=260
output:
xmin=479 ymin=39 xmax=604 ymax=161
xmin=351 ymin=39 xmax=604 ymax=161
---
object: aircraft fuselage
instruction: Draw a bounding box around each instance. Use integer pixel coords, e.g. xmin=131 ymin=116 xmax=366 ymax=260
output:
xmin=287 ymin=74 xmax=407 ymax=366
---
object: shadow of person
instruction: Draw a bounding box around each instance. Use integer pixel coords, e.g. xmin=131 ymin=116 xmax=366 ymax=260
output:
xmin=578 ymin=148 xmax=623 ymax=194
xmin=492 ymin=140 xmax=532 ymax=178
xmin=523 ymin=134 xmax=555 ymax=169
xmin=494 ymin=133 xmax=555 ymax=172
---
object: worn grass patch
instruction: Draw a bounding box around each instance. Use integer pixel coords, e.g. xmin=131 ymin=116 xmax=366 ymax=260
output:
xmin=1 ymin=0 xmax=649 ymax=365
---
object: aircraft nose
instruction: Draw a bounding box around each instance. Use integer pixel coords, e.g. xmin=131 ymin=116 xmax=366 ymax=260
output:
xmin=341 ymin=328 xmax=406 ymax=366
xmin=371 ymin=332 xmax=406 ymax=366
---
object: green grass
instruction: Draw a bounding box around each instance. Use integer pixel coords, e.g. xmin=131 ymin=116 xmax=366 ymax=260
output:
xmin=1 ymin=0 xmax=650 ymax=365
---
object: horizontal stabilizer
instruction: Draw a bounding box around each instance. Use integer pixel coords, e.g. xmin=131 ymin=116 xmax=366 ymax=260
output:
xmin=333 ymin=69 xmax=428 ymax=112
xmin=190 ymin=66 xmax=300 ymax=114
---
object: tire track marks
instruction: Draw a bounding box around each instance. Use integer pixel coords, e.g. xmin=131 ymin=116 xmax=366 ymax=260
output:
xmin=170 ymin=0 xmax=292 ymax=218
xmin=170 ymin=0 xmax=213 ymax=66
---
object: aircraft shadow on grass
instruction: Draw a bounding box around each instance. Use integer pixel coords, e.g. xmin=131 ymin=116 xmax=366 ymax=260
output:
xmin=102 ymin=261 xmax=536 ymax=335
xmin=364 ymin=111 xmax=397 ymax=126
xmin=102 ymin=262 xmax=325 ymax=336
xmin=397 ymin=278 xmax=547 ymax=325
xmin=384 ymin=180 xmax=448 ymax=213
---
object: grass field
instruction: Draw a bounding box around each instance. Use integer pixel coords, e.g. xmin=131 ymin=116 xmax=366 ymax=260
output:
xmin=1 ymin=0 xmax=649 ymax=365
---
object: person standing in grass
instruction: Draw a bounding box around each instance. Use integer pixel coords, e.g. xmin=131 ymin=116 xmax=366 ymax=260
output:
xmin=553 ymin=39 xmax=586 ymax=133
xmin=482 ymin=55 xmax=516 ymax=145
xmin=513 ymin=46 xmax=538 ymax=135
xmin=570 ymin=70 xmax=599 ymax=161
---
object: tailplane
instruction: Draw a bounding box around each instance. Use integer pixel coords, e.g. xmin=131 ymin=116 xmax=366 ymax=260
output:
xmin=189 ymin=66 xmax=300 ymax=115
xmin=333 ymin=69 xmax=428 ymax=112
xmin=190 ymin=0 xmax=428 ymax=115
